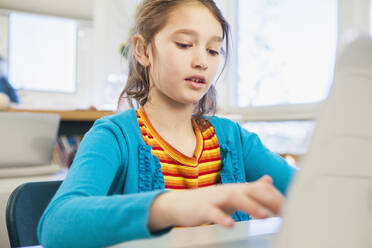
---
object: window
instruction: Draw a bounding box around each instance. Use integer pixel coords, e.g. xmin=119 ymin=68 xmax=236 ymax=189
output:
xmin=236 ymin=0 xmax=338 ymax=107
xmin=9 ymin=12 xmax=77 ymax=93
xmin=242 ymin=120 xmax=315 ymax=164
xmin=214 ymin=0 xmax=338 ymax=162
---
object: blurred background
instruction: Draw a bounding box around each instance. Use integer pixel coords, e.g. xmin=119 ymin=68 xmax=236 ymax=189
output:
xmin=0 ymin=0 xmax=371 ymax=167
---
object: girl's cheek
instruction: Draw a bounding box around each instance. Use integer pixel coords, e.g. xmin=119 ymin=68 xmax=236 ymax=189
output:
xmin=208 ymin=59 xmax=220 ymax=77
xmin=163 ymin=49 xmax=187 ymax=73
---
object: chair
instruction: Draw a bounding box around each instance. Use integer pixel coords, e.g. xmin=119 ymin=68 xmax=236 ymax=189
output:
xmin=6 ymin=180 xmax=62 ymax=248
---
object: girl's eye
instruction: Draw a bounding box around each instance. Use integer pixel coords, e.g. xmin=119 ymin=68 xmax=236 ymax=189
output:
xmin=208 ymin=49 xmax=219 ymax=56
xmin=176 ymin=42 xmax=192 ymax=49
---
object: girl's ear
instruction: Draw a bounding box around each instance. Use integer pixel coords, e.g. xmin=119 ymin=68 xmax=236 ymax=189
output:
xmin=132 ymin=34 xmax=150 ymax=67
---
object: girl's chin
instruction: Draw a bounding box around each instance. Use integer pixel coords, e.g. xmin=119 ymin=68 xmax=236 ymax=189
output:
xmin=167 ymin=98 xmax=202 ymax=107
xmin=162 ymin=90 xmax=208 ymax=106
xmin=178 ymin=95 xmax=205 ymax=105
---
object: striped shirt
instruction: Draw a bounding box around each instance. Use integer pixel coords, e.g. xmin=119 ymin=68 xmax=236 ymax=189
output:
xmin=137 ymin=108 xmax=222 ymax=190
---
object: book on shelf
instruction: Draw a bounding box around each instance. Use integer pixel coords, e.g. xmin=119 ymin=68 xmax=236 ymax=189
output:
xmin=53 ymin=135 xmax=82 ymax=168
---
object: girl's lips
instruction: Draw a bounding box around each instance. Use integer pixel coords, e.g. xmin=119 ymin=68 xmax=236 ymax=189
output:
xmin=185 ymin=75 xmax=206 ymax=84
xmin=185 ymin=79 xmax=205 ymax=90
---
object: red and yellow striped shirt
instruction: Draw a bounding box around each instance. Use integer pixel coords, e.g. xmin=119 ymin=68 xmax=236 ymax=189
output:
xmin=137 ymin=108 xmax=222 ymax=190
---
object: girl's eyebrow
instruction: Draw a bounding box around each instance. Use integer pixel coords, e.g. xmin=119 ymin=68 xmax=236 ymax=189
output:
xmin=172 ymin=28 xmax=223 ymax=42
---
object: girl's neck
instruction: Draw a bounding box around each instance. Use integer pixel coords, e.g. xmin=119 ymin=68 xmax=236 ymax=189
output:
xmin=143 ymin=98 xmax=198 ymax=158
xmin=143 ymin=101 xmax=194 ymax=132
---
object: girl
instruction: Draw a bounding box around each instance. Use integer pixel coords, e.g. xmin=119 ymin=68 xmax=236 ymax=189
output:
xmin=38 ymin=0 xmax=295 ymax=247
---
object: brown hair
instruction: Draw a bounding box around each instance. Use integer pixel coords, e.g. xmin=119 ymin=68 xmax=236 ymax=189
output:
xmin=118 ymin=0 xmax=231 ymax=119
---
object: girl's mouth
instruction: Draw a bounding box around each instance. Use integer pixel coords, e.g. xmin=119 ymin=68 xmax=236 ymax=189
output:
xmin=185 ymin=75 xmax=206 ymax=90
xmin=185 ymin=78 xmax=205 ymax=90
xmin=185 ymin=76 xmax=206 ymax=84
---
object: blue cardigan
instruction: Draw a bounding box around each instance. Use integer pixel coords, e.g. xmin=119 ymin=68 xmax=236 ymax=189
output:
xmin=38 ymin=109 xmax=295 ymax=248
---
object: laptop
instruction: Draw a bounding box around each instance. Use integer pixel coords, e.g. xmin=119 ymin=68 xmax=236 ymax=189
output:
xmin=0 ymin=112 xmax=60 ymax=176
xmin=194 ymin=35 xmax=372 ymax=248
xmin=272 ymin=35 xmax=372 ymax=247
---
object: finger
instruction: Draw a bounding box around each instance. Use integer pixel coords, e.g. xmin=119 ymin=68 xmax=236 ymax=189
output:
xmin=258 ymin=175 xmax=273 ymax=185
xmin=228 ymin=193 xmax=271 ymax=219
xmin=244 ymin=183 xmax=284 ymax=215
xmin=205 ymin=206 xmax=235 ymax=228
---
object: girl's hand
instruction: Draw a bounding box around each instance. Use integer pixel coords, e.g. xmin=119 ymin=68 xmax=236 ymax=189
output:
xmin=148 ymin=175 xmax=283 ymax=232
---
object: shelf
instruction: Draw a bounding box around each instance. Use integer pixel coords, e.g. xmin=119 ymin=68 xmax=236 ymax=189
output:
xmin=7 ymin=108 xmax=115 ymax=121
xmin=6 ymin=108 xmax=116 ymax=136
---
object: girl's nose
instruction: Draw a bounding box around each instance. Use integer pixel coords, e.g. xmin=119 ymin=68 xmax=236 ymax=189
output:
xmin=191 ymin=51 xmax=208 ymax=71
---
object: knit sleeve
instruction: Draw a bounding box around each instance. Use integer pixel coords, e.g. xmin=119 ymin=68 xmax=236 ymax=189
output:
xmin=237 ymin=123 xmax=296 ymax=195
xmin=37 ymin=118 xmax=169 ymax=248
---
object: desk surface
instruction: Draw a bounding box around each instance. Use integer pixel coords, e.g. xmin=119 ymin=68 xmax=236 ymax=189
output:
xmin=111 ymin=217 xmax=281 ymax=248
xmin=20 ymin=218 xmax=281 ymax=248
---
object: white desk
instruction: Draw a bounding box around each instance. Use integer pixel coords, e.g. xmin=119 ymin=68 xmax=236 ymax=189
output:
xmin=19 ymin=218 xmax=281 ymax=248
xmin=111 ymin=217 xmax=282 ymax=248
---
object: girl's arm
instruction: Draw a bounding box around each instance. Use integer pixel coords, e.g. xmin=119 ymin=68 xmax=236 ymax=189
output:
xmin=37 ymin=119 xmax=168 ymax=248
xmin=145 ymin=120 xmax=294 ymax=233
xmin=148 ymin=175 xmax=284 ymax=231
xmin=146 ymin=121 xmax=295 ymax=233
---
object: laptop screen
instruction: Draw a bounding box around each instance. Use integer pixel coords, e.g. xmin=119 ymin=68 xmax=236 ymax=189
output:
xmin=0 ymin=112 xmax=60 ymax=168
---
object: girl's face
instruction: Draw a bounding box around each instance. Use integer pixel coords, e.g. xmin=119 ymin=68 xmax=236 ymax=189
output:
xmin=147 ymin=3 xmax=223 ymax=107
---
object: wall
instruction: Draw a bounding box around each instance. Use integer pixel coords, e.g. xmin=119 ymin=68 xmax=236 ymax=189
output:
xmin=0 ymin=0 xmax=371 ymax=111
xmin=0 ymin=0 xmax=93 ymax=20
xmin=338 ymin=0 xmax=371 ymax=52
xmin=91 ymin=0 xmax=140 ymax=110
xmin=0 ymin=0 xmax=139 ymax=110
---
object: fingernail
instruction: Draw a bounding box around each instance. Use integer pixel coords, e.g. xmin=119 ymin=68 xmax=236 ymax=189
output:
xmin=225 ymin=218 xmax=234 ymax=227
xmin=258 ymin=209 xmax=269 ymax=218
